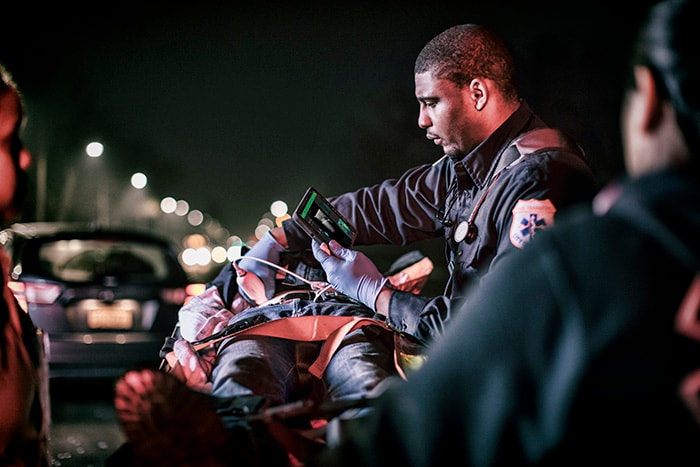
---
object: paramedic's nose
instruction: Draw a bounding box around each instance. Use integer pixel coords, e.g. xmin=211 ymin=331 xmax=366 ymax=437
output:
xmin=418 ymin=106 xmax=431 ymax=129
xmin=19 ymin=148 xmax=32 ymax=171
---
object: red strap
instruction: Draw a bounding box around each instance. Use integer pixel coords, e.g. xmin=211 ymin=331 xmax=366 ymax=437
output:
xmin=192 ymin=315 xmax=396 ymax=378
xmin=308 ymin=317 xmax=390 ymax=378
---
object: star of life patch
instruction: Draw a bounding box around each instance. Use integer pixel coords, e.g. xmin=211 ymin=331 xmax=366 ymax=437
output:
xmin=509 ymin=199 xmax=556 ymax=248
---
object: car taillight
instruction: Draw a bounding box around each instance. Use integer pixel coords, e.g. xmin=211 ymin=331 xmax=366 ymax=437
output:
xmin=162 ymin=283 xmax=206 ymax=306
xmin=7 ymin=281 xmax=28 ymax=312
xmin=161 ymin=287 xmax=187 ymax=305
xmin=186 ymin=283 xmax=206 ymax=300
xmin=8 ymin=281 xmax=63 ymax=311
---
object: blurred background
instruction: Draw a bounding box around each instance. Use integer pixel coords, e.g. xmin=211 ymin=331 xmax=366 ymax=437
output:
xmin=1 ymin=3 xmax=661 ymax=464
xmin=0 ymin=1 xmax=654 ymax=287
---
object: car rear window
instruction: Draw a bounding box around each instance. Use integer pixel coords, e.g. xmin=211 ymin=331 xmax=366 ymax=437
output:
xmin=34 ymin=239 xmax=173 ymax=282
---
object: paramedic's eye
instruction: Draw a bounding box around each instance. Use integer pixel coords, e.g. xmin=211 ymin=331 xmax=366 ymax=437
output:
xmin=418 ymin=99 xmax=437 ymax=110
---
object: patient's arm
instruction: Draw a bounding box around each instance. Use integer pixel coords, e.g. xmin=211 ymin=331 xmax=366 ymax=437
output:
xmin=172 ymin=339 xmax=216 ymax=392
xmin=178 ymin=285 xmax=249 ymax=342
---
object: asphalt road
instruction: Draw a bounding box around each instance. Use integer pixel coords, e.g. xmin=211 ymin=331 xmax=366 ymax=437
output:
xmin=49 ymin=377 xmax=126 ymax=467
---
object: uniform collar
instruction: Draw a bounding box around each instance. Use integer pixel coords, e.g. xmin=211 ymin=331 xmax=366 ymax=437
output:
xmin=456 ymin=101 xmax=539 ymax=189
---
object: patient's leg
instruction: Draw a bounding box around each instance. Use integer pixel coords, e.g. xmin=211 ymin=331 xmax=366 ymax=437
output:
xmin=211 ymin=336 xmax=320 ymax=408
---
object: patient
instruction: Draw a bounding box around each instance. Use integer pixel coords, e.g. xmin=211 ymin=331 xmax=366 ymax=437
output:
xmin=111 ymin=249 xmax=431 ymax=466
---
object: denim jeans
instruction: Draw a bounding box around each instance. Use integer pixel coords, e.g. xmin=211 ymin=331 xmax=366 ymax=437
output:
xmin=209 ymin=298 xmax=397 ymax=410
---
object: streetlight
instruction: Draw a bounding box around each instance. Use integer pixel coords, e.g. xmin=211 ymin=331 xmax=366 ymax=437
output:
xmin=86 ymin=141 xmax=109 ymax=225
xmin=86 ymin=141 xmax=104 ymax=158
xmin=130 ymin=172 xmax=147 ymax=189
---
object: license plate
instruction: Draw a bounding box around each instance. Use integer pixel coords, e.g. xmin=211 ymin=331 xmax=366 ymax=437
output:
xmin=87 ymin=308 xmax=134 ymax=329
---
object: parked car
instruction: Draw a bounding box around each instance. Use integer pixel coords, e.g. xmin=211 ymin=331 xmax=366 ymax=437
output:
xmin=0 ymin=222 xmax=204 ymax=378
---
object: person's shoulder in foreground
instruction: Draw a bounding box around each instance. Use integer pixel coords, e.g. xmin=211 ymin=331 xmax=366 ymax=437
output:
xmin=308 ymin=1 xmax=700 ymax=465
xmin=0 ymin=62 xmax=50 ymax=466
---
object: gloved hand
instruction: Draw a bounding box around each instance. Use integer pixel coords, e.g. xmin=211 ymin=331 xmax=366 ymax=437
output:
xmin=311 ymin=239 xmax=387 ymax=310
xmin=235 ymin=231 xmax=285 ymax=305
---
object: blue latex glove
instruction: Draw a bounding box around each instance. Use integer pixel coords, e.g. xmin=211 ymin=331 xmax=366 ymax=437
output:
xmin=235 ymin=231 xmax=285 ymax=305
xmin=311 ymin=239 xmax=387 ymax=310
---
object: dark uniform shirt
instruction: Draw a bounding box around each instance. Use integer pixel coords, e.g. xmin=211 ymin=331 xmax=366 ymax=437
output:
xmin=309 ymin=162 xmax=700 ymax=467
xmin=284 ymin=101 xmax=597 ymax=345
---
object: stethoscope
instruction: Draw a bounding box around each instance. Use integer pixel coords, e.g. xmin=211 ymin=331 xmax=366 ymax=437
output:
xmin=435 ymin=171 xmax=504 ymax=244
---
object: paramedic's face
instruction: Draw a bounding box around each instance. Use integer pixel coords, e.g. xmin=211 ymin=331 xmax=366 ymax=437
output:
xmin=415 ymin=72 xmax=478 ymax=157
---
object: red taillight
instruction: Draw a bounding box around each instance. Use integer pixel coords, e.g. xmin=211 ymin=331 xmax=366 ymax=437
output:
xmin=7 ymin=281 xmax=25 ymax=295
xmin=161 ymin=287 xmax=187 ymax=305
xmin=161 ymin=284 xmax=206 ymax=305
xmin=8 ymin=281 xmax=62 ymax=311
xmin=186 ymin=283 xmax=206 ymax=298
xmin=185 ymin=283 xmax=206 ymax=304
xmin=162 ymin=283 xmax=205 ymax=305
xmin=8 ymin=281 xmax=28 ymax=312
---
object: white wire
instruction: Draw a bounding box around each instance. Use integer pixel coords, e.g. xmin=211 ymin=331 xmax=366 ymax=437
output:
xmin=236 ymin=256 xmax=349 ymax=303
xmin=313 ymin=283 xmax=335 ymax=301
xmin=235 ymin=256 xmax=315 ymax=287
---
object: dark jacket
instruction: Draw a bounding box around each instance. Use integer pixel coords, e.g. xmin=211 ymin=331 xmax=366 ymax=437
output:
xmin=310 ymin=162 xmax=700 ymax=466
xmin=284 ymin=101 xmax=597 ymax=345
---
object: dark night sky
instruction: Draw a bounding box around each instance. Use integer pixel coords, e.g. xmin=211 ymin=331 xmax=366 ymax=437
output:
xmin=0 ymin=2 xmax=652 ymax=268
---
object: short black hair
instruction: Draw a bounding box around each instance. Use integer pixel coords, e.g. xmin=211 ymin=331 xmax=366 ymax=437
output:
xmin=414 ymin=24 xmax=518 ymax=104
xmin=630 ymin=0 xmax=700 ymax=153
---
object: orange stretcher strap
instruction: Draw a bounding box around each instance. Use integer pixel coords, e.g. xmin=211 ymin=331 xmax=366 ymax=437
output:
xmin=181 ymin=315 xmax=404 ymax=379
xmin=306 ymin=316 xmax=389 ymax=378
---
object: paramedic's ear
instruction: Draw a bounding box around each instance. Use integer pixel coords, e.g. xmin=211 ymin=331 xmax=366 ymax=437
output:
xmin=634 ymin=65 xmax=663 ymax=130
xmin=470 ymin=78 xmax=487 ymax=111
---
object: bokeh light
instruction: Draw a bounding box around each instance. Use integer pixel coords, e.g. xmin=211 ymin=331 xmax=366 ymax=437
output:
xmin=86 ymin=142 xmax=104 ymax=158
xmin=130 ymin=172 xmax=147 ymax=189
xmin=160 ymin=197 xmax=177 ymax=214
